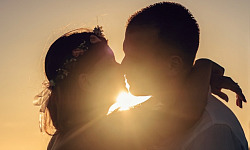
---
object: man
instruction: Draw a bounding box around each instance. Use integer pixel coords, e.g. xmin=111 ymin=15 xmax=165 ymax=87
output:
xmin=121 ymin=2 xmax=248 ymax=150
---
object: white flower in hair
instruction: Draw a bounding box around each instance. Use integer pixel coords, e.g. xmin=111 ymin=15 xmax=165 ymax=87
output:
xmin=90 ymin=35 xmax=102 ymax=44
xmin=72 ymin=48 xmax=85 ymax=57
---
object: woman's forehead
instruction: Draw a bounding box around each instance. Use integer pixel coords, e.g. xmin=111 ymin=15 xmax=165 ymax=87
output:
xmin=86 ymin=43 xmax=116 ymax=72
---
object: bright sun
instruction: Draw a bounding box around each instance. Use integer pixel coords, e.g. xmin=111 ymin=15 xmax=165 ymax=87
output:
xmin=107 ymin=75 xmax=151 ymax=115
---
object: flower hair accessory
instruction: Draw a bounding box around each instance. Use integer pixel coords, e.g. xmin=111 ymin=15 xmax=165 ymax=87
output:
xmin=34 ymin=25 xmax=105 ymax=115
xmin=93 ymin=25 xmax=104 ymax=38
xmin=71 ymin=26 xmax=103 ymax=57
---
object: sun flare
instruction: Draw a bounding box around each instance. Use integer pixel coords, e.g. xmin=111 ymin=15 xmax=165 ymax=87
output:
xmin=107 ymin=75 xmax=151 ymax=115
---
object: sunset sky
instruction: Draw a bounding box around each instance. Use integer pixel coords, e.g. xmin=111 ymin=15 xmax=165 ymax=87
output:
xmin=0 ymin=0 xmax=249 ymax=149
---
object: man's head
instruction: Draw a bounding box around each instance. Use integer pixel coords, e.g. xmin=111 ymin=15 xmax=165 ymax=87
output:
xmin=122 ymin=2 xmax=200 ymax=96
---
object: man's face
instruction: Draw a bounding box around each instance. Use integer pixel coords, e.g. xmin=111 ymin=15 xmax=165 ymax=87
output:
xmin=121 ymin=28 xmax=169 ymax=96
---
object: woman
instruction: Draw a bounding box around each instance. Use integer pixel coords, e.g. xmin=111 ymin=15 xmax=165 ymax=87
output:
xmin=34 ymin=27 xmax=246 ymax=150
xmin=33 ymin=27 xmax=124 ymax=149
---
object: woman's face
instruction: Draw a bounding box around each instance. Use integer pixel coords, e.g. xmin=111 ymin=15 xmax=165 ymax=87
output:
xmin=84 ymin=42 xmax=124 ymax=111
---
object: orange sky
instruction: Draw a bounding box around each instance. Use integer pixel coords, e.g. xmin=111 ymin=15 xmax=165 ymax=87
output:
xmin=0 ymin=0 xmax=249 ymax=149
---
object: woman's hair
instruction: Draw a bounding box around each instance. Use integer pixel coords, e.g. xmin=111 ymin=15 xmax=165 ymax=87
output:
xmin=41 ymin=28 xmax=107 ymax=135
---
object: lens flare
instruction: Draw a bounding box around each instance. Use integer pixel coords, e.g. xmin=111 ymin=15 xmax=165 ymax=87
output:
xmin=107 ymin=75 xmax=151 ymax=115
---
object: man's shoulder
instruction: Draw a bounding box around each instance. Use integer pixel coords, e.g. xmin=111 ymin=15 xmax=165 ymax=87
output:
xmin=205 ymin=94 xmax=245 ymax=137
xmin=206 ymin=94 xmax=238 ymax=123
xmin=183 ymin=94 xmax=248 ymax=149
xmin=185 ymin=124 xmax=246 ymax=150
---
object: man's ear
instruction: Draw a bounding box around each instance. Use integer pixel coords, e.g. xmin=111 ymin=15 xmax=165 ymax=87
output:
xmin=78 ymin=73 xmax=89 ymax=91
xmin=168 ymin=56 xmax=183 ymax=75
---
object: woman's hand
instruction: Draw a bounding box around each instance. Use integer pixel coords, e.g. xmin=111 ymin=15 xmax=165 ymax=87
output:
xmin=210 ymin=75 xmax=247 ymax=108
xmin=198 ymin=58 xmax=247 ymax=108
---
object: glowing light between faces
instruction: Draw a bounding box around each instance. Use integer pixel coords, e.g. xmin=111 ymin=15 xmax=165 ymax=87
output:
xmin=107 ymin=75 xmax=151 ymax=115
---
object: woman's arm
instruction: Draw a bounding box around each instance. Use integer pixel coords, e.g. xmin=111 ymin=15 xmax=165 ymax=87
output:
xmin=199 ymin=58 xmax=247 ymax=108
xmin=179 ymin=59 xmax=212 ymax=124
xmin=180 ymin=58 xmax=247 ymax=127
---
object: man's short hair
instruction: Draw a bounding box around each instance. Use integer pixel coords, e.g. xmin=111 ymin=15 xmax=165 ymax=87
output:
xmin=127 ymin=2 xmax=200 ymax=65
